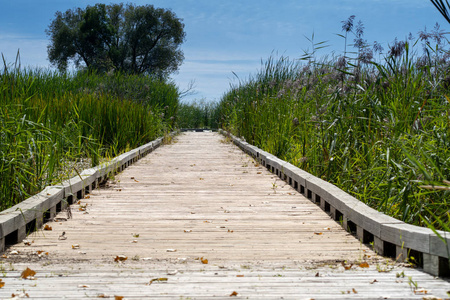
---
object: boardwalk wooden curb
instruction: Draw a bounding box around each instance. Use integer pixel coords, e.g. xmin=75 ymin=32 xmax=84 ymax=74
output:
xmin=219 ymin=129 xmax=450 ymax=277
xmin=0 ymin=133 xmax=173 ymax=254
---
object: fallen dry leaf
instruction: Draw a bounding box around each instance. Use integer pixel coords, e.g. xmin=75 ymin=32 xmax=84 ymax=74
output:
xmin=359 ymin=262 xmax=370 ymax=268
xmin=115 ymin=296 xmax=124 ymax=300
xmin=236 ymin=275 xmax=244 ymax=277
xmin=11 ymin=293 xmax=29 ymax=298
xmin=413 ymin=288 xmax=428 ymax=295
xmin=352 ymin=288 xmax=358 ymax=294
xmin=78 ymin=284 xmax=90 ymax=288
xmin=54 ymin=217 xmax=67 ymax=222
xmin=201 ymin=257 xmax=208 ymax=264
xmin=44 ymin=224 xmax=52 ymax=231
xmin=0 ymin=279 xmax=4 ymax=288
xmin=370 ymin=279 xmax=378 ymax=284
xmin=184 ymin=229 xmax=192 ymax=233
xmin=341 ymin=262 xmax=353 ymax=270
xmin=230 ymin=291 xmax=238 ymax=297
xmin=23 ymin=240 xmax=32 ymax=246
xmin=1 ymin=254 xmax=7 ymax=259
xmin=148 ymin=278 xmax=168 ymax=285
xmin=314 ymin=232 xmax=323 ymax=235
xmin=72 ymin=244 xmax=80 ymax=249
xmin=114 ymin=255 xmax=128 ymax=262
xmin=166 ymin=249 xmax=177 ymax=252
xmin=96 ymin=294 xmax=110 ymax=298
xmin=21 ymin=267 xmax=36 ymax=279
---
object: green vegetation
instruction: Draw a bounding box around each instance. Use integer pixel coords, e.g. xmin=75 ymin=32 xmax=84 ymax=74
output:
xmin=47 ymin=3 xmax=185 ymax=77
xmin=217 ymin=19 xmax=450 ymax=229
xmin=0 ymin=55 xmax=178 ymax=210
xmin=177 ymin=100 xmax=219 ymax=129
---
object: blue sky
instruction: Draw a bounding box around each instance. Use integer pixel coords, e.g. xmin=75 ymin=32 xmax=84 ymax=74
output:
xmin=0 ymin=0 xmax=447 ymax=102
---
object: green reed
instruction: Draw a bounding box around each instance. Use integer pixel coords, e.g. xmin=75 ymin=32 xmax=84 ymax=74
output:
xmin=1 ymin=63 xmax=179 ymax=210
xmin=217 ymin=38 xmax=450 ymax=229
xmin=177 ymin=99 xmax=219 ymax=129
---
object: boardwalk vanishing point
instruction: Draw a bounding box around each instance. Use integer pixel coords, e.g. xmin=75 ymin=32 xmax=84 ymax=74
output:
xmin=1 ymin=132 xmax=450 ymax=299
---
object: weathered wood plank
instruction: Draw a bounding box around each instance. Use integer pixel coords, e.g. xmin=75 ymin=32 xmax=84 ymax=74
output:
xmin=0 ymin=132 xmax=449 ymax=299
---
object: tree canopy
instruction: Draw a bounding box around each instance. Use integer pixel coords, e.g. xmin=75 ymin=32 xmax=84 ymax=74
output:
xmin=46 ymin=3 xmax=186 ymax=77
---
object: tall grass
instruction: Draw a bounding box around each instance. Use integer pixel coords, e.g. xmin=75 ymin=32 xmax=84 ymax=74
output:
xmin=1 ymin=60 xmax=179 ymax=210
xmin=217 ymin=23 xmax=450 ymax=229
xmin=177 ymin=99 xmax=219 ymax=129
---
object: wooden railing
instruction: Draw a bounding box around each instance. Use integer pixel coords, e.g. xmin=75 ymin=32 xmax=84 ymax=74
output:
xmin=220 ymin=129 xmax=450 ymax=277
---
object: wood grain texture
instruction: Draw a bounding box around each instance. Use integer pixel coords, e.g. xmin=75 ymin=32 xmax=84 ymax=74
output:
xmin=1 ymin=132 xmax=449 ymax=299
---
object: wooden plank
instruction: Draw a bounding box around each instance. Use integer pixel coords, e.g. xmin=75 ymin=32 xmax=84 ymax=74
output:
xmin=0 ymin=132 xmax=449 ymax=299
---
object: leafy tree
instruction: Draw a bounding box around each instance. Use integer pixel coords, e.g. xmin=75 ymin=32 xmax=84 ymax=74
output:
xmin=46 ymin=3 xmax=185 ymax=77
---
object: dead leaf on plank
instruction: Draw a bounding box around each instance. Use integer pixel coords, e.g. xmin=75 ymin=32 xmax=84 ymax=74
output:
xmin=12 ymin=293 xmax=29 ymax=298
xmin=352 ymin=288 xmax=358 ymax=294
xmin=314 ymin=232 xmax=323 ymax=235
xmin=44 ymin=224 xmax=52 ymax=231
xmin=370 ymin=279 xmax=378 ymax=284
xmin=413 ymin=288 xmax=428 ymax=295
xmin=21 ymin=267 xmax=36 ymax=279
xmin=23 ymin=240 xmax=32 ymax=246
xmin=54 ymin=217 xmax=67 ymax=222
xmin=166 ymin=249 xmax=177 ymax=252
xmin=359 ymin=262 xmax=370 ymax=268
xmin=148 ymin=278 xmax=168 ymax=285
xmin=230 ymin=291 xmax=238 ymax=297
xmin=201 ymin=257 xmax=208 ymax=264
xmin=78 ymin=284 xmax=90 ymax=288
xmin=341 ymin=262 xmax=353 ymax=270
xmin=236 ymin=275 xmax=244 ymax=277
xmin=72 ymin=244 xmax=80 ymax=249
xmin=0 ymin=279 xmax=4 ymax=288
xmin=114 ymin=255 xmax=128 ymax=262
xmin=115 ymin=296 xmax=124 ymax=300
xmin=184 ymin=229 xmax=192 ymax=233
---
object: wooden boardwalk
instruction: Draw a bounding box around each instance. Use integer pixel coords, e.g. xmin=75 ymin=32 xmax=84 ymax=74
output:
xmin=1 ymin=132 xmax=449 ymax=299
